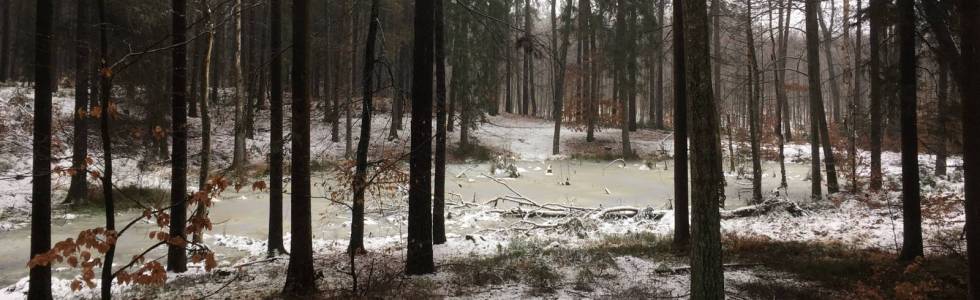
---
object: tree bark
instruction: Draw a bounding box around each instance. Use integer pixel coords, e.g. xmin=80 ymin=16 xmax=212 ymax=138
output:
xmin=869 ymin=0 xmax=883 ymax=191
xmin=30 ymin=0 xmax=54 ymax=297
xmin=407 ymin=0 xmax=435 ymax=275
xmin=231 ymin=0 xmax=248 ymax=177
xmin=167 ymin=0 xmax=189 ymax=274
xmin=282 ymin=0 xmax=315 ymax=295
xmin=193 ymin=0 xmax=214 ymax=245
xmin=958 ymin=0 xmax=979 ymax=296
xmin=746 ymin=1 xmax=763 ymax=204
xmin=672 ymin=0 xmax=690 ymax=250
xmin=684 ymin=0 xmax=725 ymax=296
xmin=433 ymin=0 xmax=448 ymax=245
xmin=67 ymin=0 xmax=90 ymax=206
xmin=95 ymin=1 xmax=114 ymax=298
xmin=934 ymin=60 xmax=947 ymax=177
xmin=897 ymin=0 xmax=922 ymax=261
xmin=0 ymin=0 xmax=11 ymax=81
xmin=806 ymin=0 xmax=833 ymax=198
xmin=818 ymin=11 xmax=844 ymax=124
xmin=266 ymin=0 xmax=286 ymax=257
xmin=350 ymin=0 xmax=380 ymax=254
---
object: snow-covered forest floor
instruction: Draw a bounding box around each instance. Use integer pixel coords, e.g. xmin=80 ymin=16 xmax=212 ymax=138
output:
xmin=0 ymin=85 xmax=969 ymax=299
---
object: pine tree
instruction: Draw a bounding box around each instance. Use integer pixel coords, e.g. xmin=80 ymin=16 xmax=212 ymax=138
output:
xmin=29 ymin=0 xmax=54 ymax=298
xmin=897 ymin=0 xmax=922 ymax=261
xmin=407 ymin=0 xmax=435 ymax=275
xmin=267 ymin=0 xmax=286 ymax=257
xmin=683 ymin=0 xmax=725 ymax=296
xmin=672 ymin=0 xmax=690 ymax=249
xmin=167 ymin=0 xmax=189 ymax=274
xmin=282 ymin=0 xmax=315 ymax=295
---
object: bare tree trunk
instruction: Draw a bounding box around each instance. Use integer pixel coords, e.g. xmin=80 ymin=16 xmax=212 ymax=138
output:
xmin=194 ymin=0 xmax=215 ymax=245
xmin=581 ymin=0 xmax=594 ymax=142
xmin=167 ymin=0 xmax=189 ymax=274
xmin=684 ymin=0 xmax=725 ymax=296
xmin=282 ymin=0 xmax=315 ymax=295
xmin=0 ymin=0 xmax=10 ymax=81
xmin=434 ymin=0 xmax=448 ymax=245
xmin=897 ymin=0 xmax=922 ymax=261
xmin=850 ymin=0 xmax=863 ymax=192
xmin=958 ymin=0 xmax=979 ymax=296
xmin=349 ymin=0 xmax=380 ymax=254
xmin=266 ymin=0 xmax=286 ymax=256
xmin=67 ymin=0 xmax=90 ymax=206
xmin=934 ymin=60 xmax=947 ymax=177
xmin=746 ymin=1 xmax=763 ymax=204
xmin=869 ymin=0 xmax=883 ymax=191
xmin=818 ymin=10 xmax=844 ymax=124
xmin=231 ymin=0 xmax=248 ymax=177
xmin=672 ymin=0 xmax=689 ymax=249
xmin=407 ymin=0 xmax=435 ymax=276
xmin=30 ymin=0 xmax=54 ymax=297
xmin=96 ymin=0 xmax=114 ymax=298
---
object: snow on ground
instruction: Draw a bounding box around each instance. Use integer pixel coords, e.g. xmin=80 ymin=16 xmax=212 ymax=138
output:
xmin=0 ymin=85 xmax=970 ymax=299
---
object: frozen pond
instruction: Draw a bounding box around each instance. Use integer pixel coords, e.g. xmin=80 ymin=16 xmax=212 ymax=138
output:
xmin=0 ymin=159 xmax=817 ymax=286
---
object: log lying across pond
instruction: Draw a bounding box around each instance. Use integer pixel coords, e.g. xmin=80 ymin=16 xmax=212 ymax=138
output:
xmin=478 ymin=174 xmax=805 ymax=221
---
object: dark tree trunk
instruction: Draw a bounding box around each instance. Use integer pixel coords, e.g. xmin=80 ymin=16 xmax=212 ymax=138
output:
xmin=869 ymin=0 xmax=883 ymax=191
xmin=193 ymin=0 xmax=214 ymax=245
xmin=684 ymin=0 xmax=725 ymax=296
xmin=897 ymin=0 xmax=922 ymax=261
xmin=934 ymin=60 xmax=947 ymax=177
xmin=654 ymin=0 xmax=665 ymax=129
xmin=959 ymin=0 xmax=979 ymax=296
xmin=267 ymin=0 xmax=286 ymax=257
xmin=582 ymin=0 xmax=595 ymax=142
xmin=29 ymin=0 xmax=54 ymax=298
xmin=407 ymin=0 xmax=435 ymax=275
xmin=768 ymin=0 xmax=788 ymax=188
xmin=350 ymin=0 xmax=380 ymax=254
xmin=0 ymin=0 xmax=10 ymax=81
xmin=522 ymin=0 xmax=532 ymax=115
xmin=551 ymin=0 xmax=572 ymax=155
xmin=433 ymin=0 xmax=448 ymax=245
xmin=95 ymin=0 xmax=114 ymax=298
xmin=850 ymin=0 xmax=863 ymax=192
xmin=805 ymin=0 xmax=825 ymax=199
xmin=66 ymin=0 xmax=90 ymax=206
xmin=616 ymin=0 xmax=632 ymax=158
xmin=167 ymin=0 xmax=189 ymax=274
xmin=746 ymin=2 xmax=763 ymax=204
xmin=818 ymin=11 xmax=844 ymax=124
xmin=672 ymin=0 xmax=689 ymax=249
xmin=282 ymin=0 xmax=315 ymax=295
xmin=231 ymin=0 xmax=248 ymax=176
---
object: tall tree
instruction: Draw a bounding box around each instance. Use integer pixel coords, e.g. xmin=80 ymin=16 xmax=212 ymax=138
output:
xmin=869 ymin=0 xmax=883 ymax=191
xmin=672 ymin=0 xmax=690 ymax=249
xmin=582 ymin=0 xmax=595 ymax=142
xmin=897 ymin=0 xmax=922 ymax=261
xmin=167 ymin=0 xmax=189 ymax=274
xmin=818 ymin=10 xmax=844 ymax=124
xmin=282 ymin=0 xmax=315 ymax=295
xmin=29 ymin=0 xmax=54 ymax=298
xmin=746 ymin=0 xmax=763 ymax=204
xmin=805 ymin=0 xmax=825 ymax=198
xmin=684 ymin=0 xmax=725 ymax=296
xmin=616 ymin=0 xmax=632 ymax=158
xmin=959 ymin=0 xmax=979 ymax=296
xmin=96 ymin=0 xmax=114 ymax=298
xmin=433 ymin=0 xmax=448 ymax=245
xmin=231 ymin=0 xmax=248 ymax=176
xmin=267 ymin=0 xmax=286 ymax=257
xmin=350 ymin=0 xmax=381 ymax=254
xmin=653 ymin=0 xmax=665 ymax=129
xmin=66 ymin=0 xmax=90 ymax=206
xmin=407 ymin=0 xmax=435 ymax=275
xmin=522 ymin=0 xmax=533 ymax=115
xmin=194 ymin=0 xmax=215 ymax=245
xmin=850 ymin=0 xmax=863 ymax=191
xmin=550 ymin=0 xmax=572 ymax=155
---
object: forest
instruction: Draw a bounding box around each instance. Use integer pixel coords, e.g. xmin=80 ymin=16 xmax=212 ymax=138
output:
xmin=0 ymin=0 xmax=977 ymax=298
